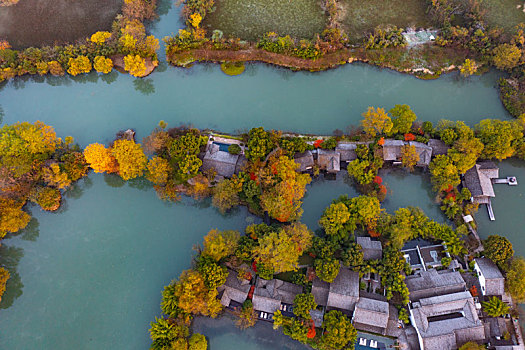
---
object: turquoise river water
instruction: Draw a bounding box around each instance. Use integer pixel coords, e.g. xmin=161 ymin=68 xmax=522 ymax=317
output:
xmin=0 ymin=1 xmax=524 ymax=349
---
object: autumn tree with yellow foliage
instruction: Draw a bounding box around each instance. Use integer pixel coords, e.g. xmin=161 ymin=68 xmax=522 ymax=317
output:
xmin=90 ymin=31 xmax=112 ymax=44
xmin=93 ymin=56 xmax=113 ymax=74
xmin=111 ymin=140 xmax=148 ymax=180
xmin=361 ymin=107 xmax=393 ymax=137
xmin=84 ymin=143 xmax=119 ymax=174
xmin=124 ymin=54 xmax=147 ymax=77
xmin=67 ymin=56 xmax=92 ymax=76
xmin=43 ymin=163 xmax=71 ymax=189
xmin=0 ymin=198 xmax=30 ymax=239
xmin=401 ymin=145 xmax=419 ymax=171
xmin=258 ymin=154 xmax=311 ymax=222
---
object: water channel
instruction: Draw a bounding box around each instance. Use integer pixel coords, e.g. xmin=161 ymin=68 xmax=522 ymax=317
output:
xmin=0 ymin=1 xmax=523 ymax=349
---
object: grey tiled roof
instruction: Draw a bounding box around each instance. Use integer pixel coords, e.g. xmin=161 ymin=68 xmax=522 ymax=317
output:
xmin=410 ymin=291 xmax=485 ymax=348
xmin=217 ymin=269 xmax=251 ymax=307
xmin=356 ymin=237 xmax=383 ymax=260
xmin=406 ymin=269 xmax=466 ymax=301
xmin=475 ymin=258 xmax=504 ymax=279
xmin=353 ymin=297 xmax=389 ymax=330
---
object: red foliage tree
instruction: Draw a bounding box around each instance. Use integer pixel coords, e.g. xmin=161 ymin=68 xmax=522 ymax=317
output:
xmin=404 ymin=133 xmax=416 ymax=141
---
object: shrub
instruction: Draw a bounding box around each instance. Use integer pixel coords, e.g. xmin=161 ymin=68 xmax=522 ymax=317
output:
xmin=228 ymin=144 xmax=242 ymax=154
xmin=124 ymin=54 xmax=146 ymax=77
xmin=67 ymin=56 xmax=92 ymax=76
xmin=93 ymin=56 xmax=113 ymax=74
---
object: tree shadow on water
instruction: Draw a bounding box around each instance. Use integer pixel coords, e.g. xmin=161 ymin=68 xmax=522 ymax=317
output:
xmin=104 ymin=173 xmax=126 ymax=188
xmin=101 ymin=71 xmax=118 ymax=85
xmin=133 ymin=78 xmax=155 ymax=95
xmin=0 ymin=245 xmax=24 ymax=309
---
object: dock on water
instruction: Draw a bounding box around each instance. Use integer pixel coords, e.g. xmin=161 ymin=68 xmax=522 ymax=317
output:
xmin=463 ymin=162 xmax=518 ymax=221
xmin=487 ymin=200 xmax=495 ymax=221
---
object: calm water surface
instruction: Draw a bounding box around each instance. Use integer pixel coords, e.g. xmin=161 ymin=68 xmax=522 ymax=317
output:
xmin=0 ymin=1 xmax=523 ymax=349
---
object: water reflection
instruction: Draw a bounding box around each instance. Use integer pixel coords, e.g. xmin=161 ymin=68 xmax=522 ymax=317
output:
xmin=133 ymin=78 xmax=156 ymax=95
xmin=103 ymin=173 xmax=126 ymax=188
xmin=0 ymin=245 xmax=24 ymax=309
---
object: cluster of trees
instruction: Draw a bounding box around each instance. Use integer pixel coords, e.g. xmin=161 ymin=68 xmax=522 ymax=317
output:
xmin=149 ymin=317 xmax=208 ymax=350
xmin=482 ymin=235 xmax=525 ymax=303
xmin=0 ymin=121 xmax=89 ymax=301
xmin=0 ymin=0 xmax=158 ymax=82
xmin=212 ymin=131 xmax=311 ymax=222
xmin=273 ymin=309 xmax=357 ymax=349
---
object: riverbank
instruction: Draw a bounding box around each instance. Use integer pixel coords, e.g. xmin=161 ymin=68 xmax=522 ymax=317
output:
xmin=168 ymin=43 xmax=469 ymax=78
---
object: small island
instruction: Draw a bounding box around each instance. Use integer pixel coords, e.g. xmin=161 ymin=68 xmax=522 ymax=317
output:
xmin=1 ymin=105 xmax=525 ymax=349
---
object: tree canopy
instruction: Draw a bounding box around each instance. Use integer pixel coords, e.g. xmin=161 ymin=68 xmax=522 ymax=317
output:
xmin=361 ymin=107 xmax=393 ymax=137
xmin=483 ymin=235 xmax=514 ymax=271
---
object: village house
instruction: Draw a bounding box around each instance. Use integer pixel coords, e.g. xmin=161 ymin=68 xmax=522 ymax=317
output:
xmin=473 ymin=258 xmax=505 ymax=297
xmin=406 ymin=269 xmax=466 ymax=302
xmin=217 ymin=269 xmax=251 ymax=309
xmin=201 ymin=136 xmax=245 ymax=178
xmin=352 ymin=297 xmax=390 ymax=335
xmin=427 ymin=138 xmax=449 ymax=156
xmin=408 ymin=141 xmax=433 ymax=167
xmin=294 ymin=150 xmax=314 ymax=172
xmin=312 ymin=267 xmax=360 ymax=312
xmin=317 ymin=149 xmax=341 ymax=173
xmin=402 ymin=241 xmax=449 ymax=271
xmin=409 ymin=291 xmax=486 ymax=350
xmin=251 ymin=277 xmax=303 ymax=317
xmin=356 ymin=236 xmax=383 ymax=261
xmin=463 ymin=162 xmax=499 ymax=204
xmin=335 ymin=142 xmax=357 ymax=165
xmin=382 ymin=139 xmax=405 ymax=163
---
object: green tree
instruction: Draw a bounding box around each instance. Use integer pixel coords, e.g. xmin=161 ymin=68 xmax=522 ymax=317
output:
xmin=505 ymin=257 xmax=525 ymax=302
xmin=146 ymin=156 xmax=171 ymax=185
xmin=319 ymin=202 xmax=351 ymax=238
xmin=197 ymin=256 xmax=228 ymax=289
xmin=111 ymin=140 xmax=148 ymax=180
xmin=315 ymin=257 xmax=340 ymax=283
xmin=321 ymin=310 xmax=357 ymax=350
xmin=429 ymin=155 xmax=460 ymax=191
xmin=254 ymin=229 xmax=302 ymax=273
xmin=347 ymin=159 xmax=375 ymax=185
xmin=448 ymin=136 xmax=484 ymax=174
xmin=482 ymin=296 xmax=510 ymax=317
xmin=293 ymin=293 xmax=317 ymax=319
xmin=202 ymin=229 xmax=240 ymax=262
xmin=149 ymin=317 xmax=189 ymax=350
xmin=341 ymin=242 xmax=364 ymax=267
xmin=483 ymin=235 xmax=514 ymax=271
xmin=212 ymin=177 xmax=243 ymax=213
xmin=476 ymin=119 xmax=523 ymax=160
xmin=361 ymin=106 xmax=393 ymax=137
xmin=458 ymin=341 xmax=485 ymax=350
xmin=245 ymin=127 xmax=275 ymax=161
xmin=389 ymin=104 xmax=417 ymax=135
xmin=492 ymin=44 xmax=522 ymax=70
xmin=188 ymin=333 xmax=207 ymax=350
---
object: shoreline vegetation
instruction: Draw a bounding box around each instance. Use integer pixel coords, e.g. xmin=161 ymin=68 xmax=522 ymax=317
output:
xmin=1 ymin=105 xmax=525 ymax=348
xmin=165 ymin=0 xmax=525 ymax=116
xmin=0 ymin=0 xmax=159 ymax=80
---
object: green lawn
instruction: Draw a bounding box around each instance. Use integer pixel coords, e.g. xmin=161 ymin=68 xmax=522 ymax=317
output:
xmin=481 ymin=0 xmax=525 ymax=34
xmin=338 ymin=0 xmax=431 ymax=42
xmin=203 ymin=0 xmax=328 ymax=41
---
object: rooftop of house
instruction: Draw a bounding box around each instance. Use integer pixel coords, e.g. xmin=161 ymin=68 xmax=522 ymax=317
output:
xmin=464 ymin=163 xmax=499 ymax=198
xmin=475 ymin=258 xmax=504 ymax=280
xmin=217 ymin=269 xmax=252 ymax=307
xmin=410 ymin=291 xmax=484 ymax=346
xmin=356 ymin=237 xmax=383 ymax=260
xmin=408 ymin=141 xmax=433 ymax=166
xmin=294 ymin=150 xmax=314 ymax=172
xmin=202 ymin=143 xmax=240 ymax=177
xmin=406 ymin=269 xmax=466 ymax=300
xmin=353 ymin=297 xmax=390 ymax=330
xmin=335 ymin=142 xmax=357 ymax=162
xmin=427 ymin=139 xmax=449 ymax=156
xmin=382 ymin=140 xmax=405 ymax=161
xmin=252 ymin=278 xmax=303 ymax=313
xmin=312 ymin=267 xmax=360 ymax=310
xmin=317 ymin=149 xmax=341 ymax=173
